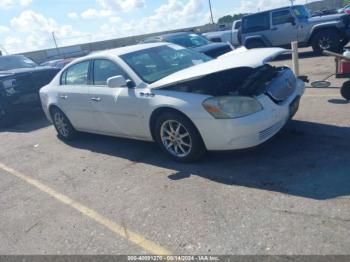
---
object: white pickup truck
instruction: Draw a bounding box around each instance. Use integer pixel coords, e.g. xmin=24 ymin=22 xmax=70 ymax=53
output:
xmin=203 ymin=20 xmax=241 ymax=46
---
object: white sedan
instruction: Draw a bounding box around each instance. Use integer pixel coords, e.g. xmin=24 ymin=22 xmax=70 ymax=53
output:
xmin=40 ymin=43 xmax=305 ymax=162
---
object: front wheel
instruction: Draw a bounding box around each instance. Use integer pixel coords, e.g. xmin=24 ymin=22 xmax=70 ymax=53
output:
xmin=341 ymin=81 xmax=350 ymax=101
xmin=50 ymin=107 xmax=77 ymax=140
xmin=311 ymin=30 xmax=342 ymax=54
xmin=154 ymin=112 xmax=206 ymax=162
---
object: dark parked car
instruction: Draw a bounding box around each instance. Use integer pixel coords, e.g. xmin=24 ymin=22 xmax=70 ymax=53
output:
xmin=0 ymin=55 xmax=60 ymax=127
xmin=40 ymin=57 xmax=75 ymax=69
xmin=142 ymin=32 xmax=233 ymax=58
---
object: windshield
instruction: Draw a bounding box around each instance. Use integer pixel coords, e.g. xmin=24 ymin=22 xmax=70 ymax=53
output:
xmin=0 ymin=55 xmax=37 ymax=71
xmin=166 ymin=34 xmax=211 ymax=48
xmin=292 ymin=6 xmax=310 ymax=19
xmin=121 ymin=45 xmax=212 ymax=84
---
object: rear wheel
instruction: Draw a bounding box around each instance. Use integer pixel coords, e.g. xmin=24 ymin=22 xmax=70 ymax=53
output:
xmin=245 ymin=39 xmax=266 ymax=49
xmin=311 ymin=30 xmax=342 ymax=54
xmin=154 ymin=112 xmax=206 ymax=162
xmin=341 ymin=81 xmax=350 ymax=101
xmin=50 ymin=107 xmax=77 ymax=140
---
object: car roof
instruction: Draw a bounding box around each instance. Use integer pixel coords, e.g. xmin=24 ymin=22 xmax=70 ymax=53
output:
xmin=142 ymin=32 xmax=195 ymax=43
xmin=244 ymin=5 xmax=302 ymax=17
xmin=160 ymin=32 xmax=195 ymax=38
xmin=81 ymin=42 xmax=169 ymax=60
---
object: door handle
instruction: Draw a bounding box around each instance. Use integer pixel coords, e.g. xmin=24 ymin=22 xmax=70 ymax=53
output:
xmin=60 ymin=94 xmax=68 ymax=100
xmin=140 ymin=92 xmax=155 ymax=97
xmin=91 ymin=97 xmax=101 ymax=102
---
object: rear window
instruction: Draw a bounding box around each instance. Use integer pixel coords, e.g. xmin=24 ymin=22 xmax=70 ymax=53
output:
xmin=272 ymin=10 xmax=293 ymax=25
xmin=234 ymin=21 xmax=241 ymax=30
xmin=243 ymin=12 xmax=270 ymax=33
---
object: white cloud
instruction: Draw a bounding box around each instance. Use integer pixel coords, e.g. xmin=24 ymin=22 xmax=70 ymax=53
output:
xmin=0 ymin=26 xmax=10 ymax=33
xmin=101 ymin=0 xmax=207 ymax=37
xmin=68 ymin=12 xmax=79 ymax=19
xmin=109 ymin=16 xmax=122 ymax=23
xmin=0 ymin=0 xmax=32 ymax=9
xmin=20 ymin=0 xmax=32 ymax=6
xmin=96 ymin=0 xmax=145 ymax=12
xmin=81 ymin=8 xmax=112 ymax=19
xmin=236 ymin=0 xmax=311 ymax=13
xmin=6 ymin=10 xmax=86 ymax=53
xmin=1 ymin=0 xmax=232 ymax=53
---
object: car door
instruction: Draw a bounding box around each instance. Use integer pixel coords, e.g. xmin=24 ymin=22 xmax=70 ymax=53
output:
xmin=57 ymin=60 xmax=93 ymax=131
xmin=242 ymin=12 xmax=271 ymax=45
xmin=88 ymin=59 xmax=146 ymax=138
xmin=268 ymin=9 xmax=298 ymax=46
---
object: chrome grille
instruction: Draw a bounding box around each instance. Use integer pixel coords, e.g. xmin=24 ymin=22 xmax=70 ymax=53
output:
xmin=266 ymin=69 xmax=296 ymax=102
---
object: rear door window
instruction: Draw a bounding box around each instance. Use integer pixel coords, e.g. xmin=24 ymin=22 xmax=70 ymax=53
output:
xmin=243 ymin=12 xmax=270 ymax=33
xmin=272 ymin=10 xmax=293 ymax=25
xmin=62 ymin=61 xmax=90 ymax=85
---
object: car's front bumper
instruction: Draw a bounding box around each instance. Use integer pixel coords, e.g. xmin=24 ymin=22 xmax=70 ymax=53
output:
xmin=193 ymin=79 xmax=305 ymax=151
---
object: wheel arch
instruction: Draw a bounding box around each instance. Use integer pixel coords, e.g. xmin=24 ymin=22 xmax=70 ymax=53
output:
xmin=308 ymin=26 xmax=343 ymax=45
xmin=48 ymin=103 xmax=62 ymax=118
xmin=243 ymin=35 xmax=270 ymax=47
xmin=149 ymin=106 xmax=205 ymax=146
xmin=48 ymin=104 xmax=71 ymax=124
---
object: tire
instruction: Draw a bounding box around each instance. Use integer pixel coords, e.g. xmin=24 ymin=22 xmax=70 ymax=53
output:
xmin=311 ymin=29 xmax=342 ymax=55
xmin=154 ymin=112 xmax=206 ymax=163
xmin=340 ymin=36 xmax=349 ymax=49
xmin=341 ymin=81 xmax=350 ymax=101
xmin=245 ymin=40 xmax=266 ymax=49
xmin=0 ymin=103 xmax=17 ymax=127
xmin=50 ymin=107 xmax=77 ymax=140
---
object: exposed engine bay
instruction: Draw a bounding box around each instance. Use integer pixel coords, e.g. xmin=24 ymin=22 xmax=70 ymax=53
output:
xmin=163 ymin=65 xmax=296 ymax=102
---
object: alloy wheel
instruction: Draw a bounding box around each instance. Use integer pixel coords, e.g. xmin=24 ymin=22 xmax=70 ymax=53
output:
xmin=54 ymin=112 xmax=69 ymax=137
xmin=319 ymin=36 xmax=332 ymax=50
xmin=160 ymin=120 xmax=192 ymax=158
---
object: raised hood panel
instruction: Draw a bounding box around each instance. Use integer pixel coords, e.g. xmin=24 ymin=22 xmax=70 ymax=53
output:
xmin=308 ymin=14 xmax=345 ymax=24
xmin=149 ymin=47 xmax=288 ymax=89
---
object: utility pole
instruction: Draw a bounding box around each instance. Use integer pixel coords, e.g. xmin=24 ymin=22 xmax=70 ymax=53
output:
xmin=208 ymin=0 xmax=214 ymax=24
xmin=51 ymin=31 xmax=61 ymax=58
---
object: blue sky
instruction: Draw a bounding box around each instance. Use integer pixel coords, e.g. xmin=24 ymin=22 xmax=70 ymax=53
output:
xmin=0 ymin=0 xmax=306 ymax=53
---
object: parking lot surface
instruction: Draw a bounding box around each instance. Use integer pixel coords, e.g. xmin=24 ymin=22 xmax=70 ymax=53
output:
xmin=0 ymin=49 xmax=349 ymax=255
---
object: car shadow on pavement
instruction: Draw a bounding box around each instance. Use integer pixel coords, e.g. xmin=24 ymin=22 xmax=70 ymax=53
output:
xmin=0 ymin=110 xmax=50 ymax=133
xmin=329 ymin=99 xmax=349 ymax=104
xmin=65 ymin=120 xmax=350 ymax=201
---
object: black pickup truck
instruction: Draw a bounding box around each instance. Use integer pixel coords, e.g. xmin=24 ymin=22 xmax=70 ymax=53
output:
xmin=0 ymin=55 xmax=60 ymax=127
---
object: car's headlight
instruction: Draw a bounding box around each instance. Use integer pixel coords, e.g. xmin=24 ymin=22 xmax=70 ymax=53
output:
xmin=202 ymin=96 xmax=263 ymax=119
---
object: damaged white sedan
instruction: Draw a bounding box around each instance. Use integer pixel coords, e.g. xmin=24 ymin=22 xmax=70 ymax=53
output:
xmin=40 ymin=43 xmax=305 ymax=162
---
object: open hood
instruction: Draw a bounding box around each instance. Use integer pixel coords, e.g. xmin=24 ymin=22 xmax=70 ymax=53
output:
xmin=149 ymin=47 xmax=289 ymax=89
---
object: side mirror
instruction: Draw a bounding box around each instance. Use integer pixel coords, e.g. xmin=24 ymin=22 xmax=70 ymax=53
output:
xmin=107 ymin=75 xmax=127 ymax=88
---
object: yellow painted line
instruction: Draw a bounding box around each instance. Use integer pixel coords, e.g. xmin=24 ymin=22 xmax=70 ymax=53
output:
xmin=0 ymin=162 xmax=171 ymax=255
